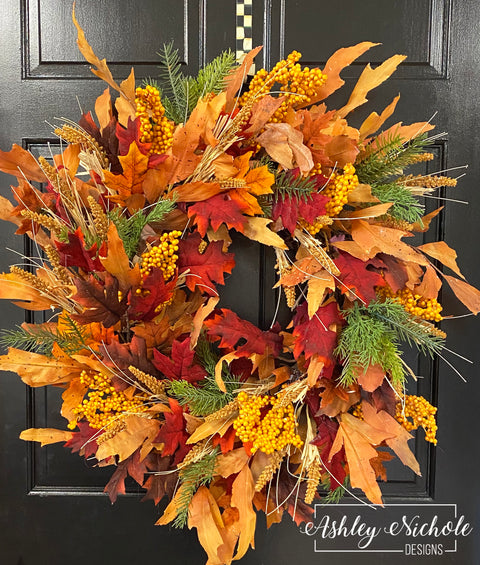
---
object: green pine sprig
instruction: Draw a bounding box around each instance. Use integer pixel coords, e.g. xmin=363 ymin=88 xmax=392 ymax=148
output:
xmin=173 ymin=448 xmax=219 ymax=528
xmin=156 ymin=43 xmax=236 ymax=123
xmin=274 ymin=170 xmax=317 ymax=201
xmin=0 ymin=315 xmax=89 ymax=356
xmin=108 ymin=199 xmax=175 ymax=259
xmin=371 ymin=181 xmax=425 ymax=223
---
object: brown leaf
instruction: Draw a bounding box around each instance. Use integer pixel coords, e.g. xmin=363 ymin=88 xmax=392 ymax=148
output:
xmin=20 ymin=428 xmax=74 ymax=447
xmin=329 ymin=412 xmax=393 ymax=505
xmin=215 ymin=448 xmax=250 ymax=478
xmin=410 ymin=207 xmax=443 ymax=232
xmin=243 ymin=95 xmax=286 ymax=136
xmin=443 ymin=274 xmax=480 ymax=314
xmin=0 ymin=144 xmax=46 ymax=182
xmin=359 ymin=95 xmax=401 ymax=141
xmin=338 ymin=55 xmax=406 ymax=118
xmin=362 ymin=401 xmax=420 ymax=476
xmin=298 ymin=42 xmax=379 ymax=106
xmin=417 ymin=241 xmax=464 ymax=279
xmin=257 ymin=123 xmax=313 ymax=173
xmin=187 ymin=412 xmax=237 ymax=444
xmin=347 ymin=183 xmax=381 ymax=204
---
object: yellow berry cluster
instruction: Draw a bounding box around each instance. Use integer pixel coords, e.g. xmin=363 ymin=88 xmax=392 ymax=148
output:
xmin=323 ymin=163 xmax=359 ymax=217
xmin=240 ymin=51 xmax=327 ymax=122
xmin=69 ymin=371 xmax=147 ymax=430
xmin=233 ymin=391 xmax=303 ymax=454
xmin=140 ymin=230 xmax=181 ymax=281
xmin=395 ymin=395 xmax=438 ymax=444
xmin=378 ymin=285 xmax=443 ymax=322
xmin=135 ymin=85 xmax=174 ymax=154
xmin=298 ymin=215 xmax=333 ymax=235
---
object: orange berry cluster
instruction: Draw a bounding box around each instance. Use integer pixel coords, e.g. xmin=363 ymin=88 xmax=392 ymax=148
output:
xmin=240 ymin=51 xmax=327 ymax=122
xmin=378 ymin=285 xmax=443 ymax=322
xmin=69 ymin=370 xmax=147 ymax=430
xmin=395 ymin=395 xmax=438 ymax=444
xmin=323 ymin=163 xmax=359 ymax=217
xmin=135 ymin=85 xmax=174 ymax=154
xmin=140 ymin=230 xmax=181 ymax=281
xmin=233 ymin=391 xmax=303 ymax=454
xmin=298 ymin=216 xmax=326 ymax=235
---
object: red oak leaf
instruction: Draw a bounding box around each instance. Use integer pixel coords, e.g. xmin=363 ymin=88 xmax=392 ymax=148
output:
xmin=128 ymin=269 xmax=176 ymax=322
xmin=116 ymin=117 xmax=151 ymax=156
xmin=155 ymin=398 xmax=190 ymax=462
xmin=104 ymin=448 xmax=152 ymax=503
xmin=272 ymin=191 xmax=329 ymax=234
xmin=205 ymin=308 xmax=283 ymax=357
xmin=55 ymin=227 xmax=104 ymax=272
xmin=310 ymin=414 xmax=346 ymax=491
xmin=72 ymin=273 xmax=128 ymax=328
xmin=334 ymin=251 xmax=387 ymax=303
xmin=142 ymin=452 xmax=177 ymax=505
xmin=187 ymin=193 xmax=247 ymax=236
xmin=292 ymin=301 xmax=341 ymax=360
xmin=177 ymin=232 xmax=235 ymax=296
xmin=64 ymin=422 xmax=98 ymax=459
xmin=212 ymin=425 xmax=236 ymax=454
xmin=153 ymin=337 xmax=206 ymax=383
xmin=99 ymin=336 xmax=160 ymax=383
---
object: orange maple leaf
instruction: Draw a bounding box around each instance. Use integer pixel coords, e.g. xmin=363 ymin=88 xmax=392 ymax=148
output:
xmin=103 ymin=141 xmax=149 ymax=207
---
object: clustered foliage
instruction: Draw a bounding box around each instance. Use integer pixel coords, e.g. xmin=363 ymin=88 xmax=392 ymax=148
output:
xmin=0 ymin=15 xmax=474 ymax=565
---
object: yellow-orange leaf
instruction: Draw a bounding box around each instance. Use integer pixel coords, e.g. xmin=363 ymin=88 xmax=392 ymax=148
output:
xmin=351 ymin=219 xmax=428 ymax=266
xmin=299 ymin=42 xmax=379 ymax=106
xmin=0 ymin=144 xmax=46 ymax=182
xmin=0 ymin=346 xmax=88 ymax=387
xmin=0 ymin=272 xmax=54 ymax=311
xmin=362 ymin=401 xmax=420 ymax=475
xmin=415 ymin=264 xmax=442 ymax=300
xmin=188 ymin=486 xmax=226 ymax=565
xmin=72 ymin=6 xmax=135 ymax=110
xmin=417 ymin=241 xmax=464 ymax=279
xmin=95 ymin=414 xmax=160 ymax=462
xmin=338 ymin=54 xmax=406 ymax=118
xmin=61 ymin=377 xmax=88 ymax=423
xmin=95 ymin=87 xmax=113 ymax=132
xmin=100 ymin=223 xmax=141 ymax=292
xmin=215 ymin=448 xmax=250 ymax=478
xmin=172 ymin=181 xmax=222 ymax=202
xmin=307 ymin=271 xmax=335 ymax=318
xmin=225 ymin=46 xmax=262 ymax=111
xmin=242 ymin=217 xmax=287 ymax=249
xmin=329 ymin=412 xmax=394 ymax=505
xmin=443 ymin=274 xmax=480 ymax=314
xmin=20 ymin=428 xmax=74 ymax=447
xmin=357 ymin=363 xmax=385 ymax=392
xmin=191 ymin=296 xmax=220 ymax=348
xmin=359 ymin=95 xmax=401 ymax=141
xmin=231 ymin=463 xmax=256 ymax=560
xmin=187 ymin=412 xmax=237 ymax=444
xmin=341 ymin=202 xmax=393 ymax=219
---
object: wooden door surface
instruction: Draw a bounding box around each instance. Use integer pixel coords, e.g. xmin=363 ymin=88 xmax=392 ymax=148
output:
xmin=0 ymin=1 xmax=478 ymax=564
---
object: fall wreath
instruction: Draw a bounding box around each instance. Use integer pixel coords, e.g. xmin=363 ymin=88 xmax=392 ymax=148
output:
xmin=0 ymin=9 xmax=478 ymax=565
